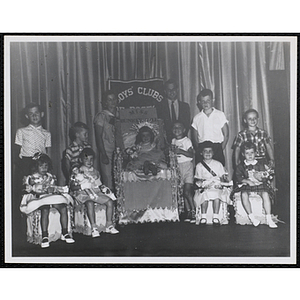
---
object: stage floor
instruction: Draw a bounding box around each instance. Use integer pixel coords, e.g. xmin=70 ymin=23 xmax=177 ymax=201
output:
xmin=11 ymin=218 xmax=290 ymax=261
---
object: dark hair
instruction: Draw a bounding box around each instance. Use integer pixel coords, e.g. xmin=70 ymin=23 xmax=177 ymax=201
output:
xmin=79 ymin=148 xmax=96 ymax=161
xmin=135 ymin=126 xmax=155 ymax=145
xmin=69 ymin=122 xmax=89 ymax=141
xmin=25 ymin=102 xmax=42 ymax=115
xmin=197 ymin=89 xmax=214 ymax=103
xmin=199 ymin=141 xmax=214 ymax=153
xmin=31 ymin=153 xmax=53 ymax=173
xmin=102 ymin=90 xmax=117 ymax=109
xmin=164 ymin=79 xmax=178 ymax=90
xmin=172 ymin=122 xmax=186 ymax=136
xmin=243 ymin=108 xmax=259 ymax=120
xmin=241 ymin=141 xmax=256 ymax=154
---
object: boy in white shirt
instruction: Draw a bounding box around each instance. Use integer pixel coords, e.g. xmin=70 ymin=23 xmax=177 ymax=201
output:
xmin=192 ymin=89 xmax=229 ymax=166
xmin=171 ymin=122 xmax=195 ymax=223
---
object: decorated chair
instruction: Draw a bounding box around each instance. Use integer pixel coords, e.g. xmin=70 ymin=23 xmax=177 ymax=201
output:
xmin=194 ymin=181 xmax=233 ymax=225
xmin=72 ymin=203 xmax=107 ymax=235
xmin=20 ymin=189 xmax=74 ymax=245
xmin=114 ymin=107 xmax=183 ymax=224
xmin=61 ymin=150 xmax=109 ymax=237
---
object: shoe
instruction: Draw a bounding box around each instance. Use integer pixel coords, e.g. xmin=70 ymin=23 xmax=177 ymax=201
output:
xmin=41 ymin=237 xmax=50 ymax=248
xmin=190 ymin=210 xmax=196 ymax=224
xmin=184 ymin=211 xmax=191 ymax=222
xmin=267 ymin=219 xmax=278 ymax=228
xmin=249 ymin=216 xmax=260 ymax=227
xmin=91 ymin=227 xmax=100 ymax=238
xmin=212 ymin=218 xmax=220 ymax=227
xmin=105 ymin=225 xmax=119 ymax=234
xmin=199 ymin=218 xmax=207 ymax=225
xmin=61 ymin=233 xmax=75 ymax=243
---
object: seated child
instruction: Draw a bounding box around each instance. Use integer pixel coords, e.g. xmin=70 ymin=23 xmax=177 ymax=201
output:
xmin=233 ymin=141 xmax=277 ymax=228
xmin=126 ymin=125 xmax=167 ymax=175
xmin=171 ymin=122 xmax=196 ymax=223
xmin=69 ymin=148 xmax=119 ymax=237
xmin=20 ymin=153 xmax=74 ymax=248
xmin=194 ymin=141 xmax=231 ymax=226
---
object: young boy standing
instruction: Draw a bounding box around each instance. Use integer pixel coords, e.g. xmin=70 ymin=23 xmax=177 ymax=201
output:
xmin=233 ymin=109 xmax=274 ymax=169
xmin=64 ymin=122 xmax=92 ymax=181
xmin=171 ymin=122 xmax=195 ymax=223
xmin=191 ymin=89 xmax=229 ymax=166
xmin=15 ymin=103 xmax=51 ymax=189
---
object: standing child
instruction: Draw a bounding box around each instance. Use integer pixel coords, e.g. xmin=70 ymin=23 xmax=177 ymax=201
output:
xmin=171 ymin=122 xmax=196 ymax=223
xmin=70 ymin=148 xmax=119 ymax=238
xmin=15 ymin=103 xmax=51 ymax=190
xmin=63 ymin=122 xmax=92 ymax=181
xmin=94 ymin=90 xmax=118 ymax=190
xmin=233 ymin=141 xmax=277 ymax=228
xmin=20 ymin=153 xmax=74 ymax=248
xmin=233 ymin=108 xmax=275 ymax=169
xmin=191 ymin=89 xmax=229 ymax=166
xmin=194 ymin=141 xmax=231 ymax=226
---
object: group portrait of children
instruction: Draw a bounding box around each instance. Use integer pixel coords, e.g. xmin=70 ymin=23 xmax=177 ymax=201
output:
xmin=12 ymin=75 xmax=280 ymax=250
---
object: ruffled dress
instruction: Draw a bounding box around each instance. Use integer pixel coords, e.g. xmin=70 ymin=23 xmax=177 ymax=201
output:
xmin=20 ymin=172 xmax=73 ymax=215
xmin=70 ymin=166 xmax=111 ymax=204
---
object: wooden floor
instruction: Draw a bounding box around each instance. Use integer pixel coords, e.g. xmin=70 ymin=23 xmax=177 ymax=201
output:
xmin=11 ymin=214 xmax=290 ymax=262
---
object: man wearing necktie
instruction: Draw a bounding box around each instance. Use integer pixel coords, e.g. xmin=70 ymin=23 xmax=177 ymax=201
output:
xmin=157 ymin=79 xmax=191 ymax=144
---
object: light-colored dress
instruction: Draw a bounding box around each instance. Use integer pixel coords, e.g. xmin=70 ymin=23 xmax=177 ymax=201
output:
xmin=20 ymin=172 xmax=73 ymax=215
xmin=194 ymin=160 xmax=230 ymax=206
xmin=70 ymin=165 xmax=114 ymax=204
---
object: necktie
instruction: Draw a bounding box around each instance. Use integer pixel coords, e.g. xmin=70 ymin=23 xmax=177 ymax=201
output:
xmin=171 ymin=101 xmax=176 ymax=122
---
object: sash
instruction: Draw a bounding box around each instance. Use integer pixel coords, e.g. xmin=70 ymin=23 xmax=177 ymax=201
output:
xmin=200 ymin=160 xmax=217 ymax=177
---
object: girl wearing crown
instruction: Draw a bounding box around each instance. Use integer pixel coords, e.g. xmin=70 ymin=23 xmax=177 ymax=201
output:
xmin=126 ymin=125 xmax=167 ymax=175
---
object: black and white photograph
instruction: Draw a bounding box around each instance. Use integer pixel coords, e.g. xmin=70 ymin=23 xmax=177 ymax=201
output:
xmin=4 ymin=34 xmax=297 ymax=265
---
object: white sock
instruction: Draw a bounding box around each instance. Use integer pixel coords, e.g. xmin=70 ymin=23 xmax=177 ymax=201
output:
xmin=248 ymin=213 xmax=260 ymax=226
xmin=213 ymin=213 xmax=219 ymax=219
xmin=201 ymin=213 xmax=207 ymax=219
xmin=266 ymin=214 xmax=278 ymax=228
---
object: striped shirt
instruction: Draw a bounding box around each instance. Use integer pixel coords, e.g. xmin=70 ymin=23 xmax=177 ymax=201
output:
xmin=233 ymin=128 xmax=271 ymax=159
xmin=15 ymin=124 xmax=51 ymax=158
xmin=65 ymin=141 xmax=92 ymax=169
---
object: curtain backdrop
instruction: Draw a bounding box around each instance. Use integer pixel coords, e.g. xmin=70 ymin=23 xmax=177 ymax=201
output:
xmin=10 ymin=41 xmax=286 ymax=184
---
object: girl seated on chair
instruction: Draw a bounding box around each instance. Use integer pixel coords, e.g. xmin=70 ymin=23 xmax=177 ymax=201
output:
xmin=69 ymin=148 xmax=119 ymax=237
xmin=126 ymin=125 xmax=167 ymax=175
xmin=194 ymin=141 xmax=230 ymax=226
xmin=233 ymin=141 xmax=277 ymax=228
xmin=20 ymin=153 xmax=74 ymax=248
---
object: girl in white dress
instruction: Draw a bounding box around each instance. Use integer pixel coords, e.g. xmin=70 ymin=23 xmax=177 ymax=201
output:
xmin=194 ymin=141 xmax=230 ymax=226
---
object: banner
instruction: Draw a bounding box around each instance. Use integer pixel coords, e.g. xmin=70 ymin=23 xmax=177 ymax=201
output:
xmin=109 ymin=78 xmax=165 ymax=108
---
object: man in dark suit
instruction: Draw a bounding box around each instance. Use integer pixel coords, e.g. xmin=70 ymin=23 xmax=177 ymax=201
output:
xmin=157 ymin=79 xmax=191 ymax=144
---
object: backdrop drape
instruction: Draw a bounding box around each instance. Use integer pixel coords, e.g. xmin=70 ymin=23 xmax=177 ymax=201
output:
xmin=10 ymin=41 xmax=286 ymax=185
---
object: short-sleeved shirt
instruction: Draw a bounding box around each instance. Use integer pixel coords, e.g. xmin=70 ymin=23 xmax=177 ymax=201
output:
xmin=191 ymin=108 xmax=228 ymax=143
xmin=232 ymin=128 xmax=271 ymax=159
xmin=93 ymin=110 xmax=115 ymax=154
xmin=171 ymin=136 xmax=193 ymax=164
xmin=15 ymin=124 xmax=51 ymax=158
xmin=65 ymin=141 xmax=92 ymax=169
